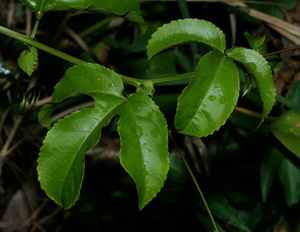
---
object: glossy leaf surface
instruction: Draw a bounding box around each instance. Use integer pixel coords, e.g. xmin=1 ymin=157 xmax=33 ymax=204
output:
xmin=37 ymin=64 xmax=169 ymax=210
xmin=18 ymin=46 xmax=38 ymax=76
xmin=147 ymin=19 xmax=226 ymax=61
xmin=20 ymin=0 xmax=140 ymax=15
xmin=260 ymin=148 xmax=284 ymax=202
xmin=118 ymin=93 xmax=169 ymax=210
xmin=269 ymin=110 xmax=300 ymax=158
xmin=175 ymin=50 xmax=239 ymax=137
xmin=278 ymin=156 xmax=300 ymax=206
xmin=227 ymin=47 xmax=276 ymax=126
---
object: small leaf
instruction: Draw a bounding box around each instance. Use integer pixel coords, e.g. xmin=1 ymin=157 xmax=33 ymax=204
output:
xmin=227 ymin=47 xmax=276 ymax=126
xmin=244 ymin=32 xmax=267 ymax=54
xmin=260 ymin=148 xmax=284 ymax=202
xmin=266 ymin=55 xmax=283 ymax=74
xmin=278 ymin=156 xmax=300 ymax=206
xmin=269 ymin=110 xmax=300 ymax=158
xmin=18 ymin=46 xmax=38 ymax=76
xmin=147 ymin=19 xmax=226 ymax=61
xmin=175 ymin=49 xmax=239 ymax=137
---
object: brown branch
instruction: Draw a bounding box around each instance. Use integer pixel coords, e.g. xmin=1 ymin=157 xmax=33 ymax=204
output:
xmin=263 ymin=45 xmax=300 ymax=57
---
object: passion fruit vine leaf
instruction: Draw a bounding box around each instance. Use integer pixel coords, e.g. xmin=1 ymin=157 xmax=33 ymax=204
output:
xmin=146 ymin=19 xmax=226 ymax=62
xmin=19 ymin=0 xmax=146 ymax=34
xmin=37 ymin=63 xmax=169 ymax=210
xmin=227 ymin=47 xmax=276 ymax=126
xmin=118 ymin=93 xmax=169 ymax=210
xmin=175 ymin=49 xmax=239 ymax=137
xmin=20 ymin=0 xmax=141 ymax=15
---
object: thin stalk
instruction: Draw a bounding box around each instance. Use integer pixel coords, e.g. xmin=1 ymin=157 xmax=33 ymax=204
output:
xmin=78 ymin=16 xmax=116 ymax=38
xmin=177 ymin=0 xmax=191 ymax=18
xmin=30 ymin=18 xmax=40 ymax=38
xmin=263 ymin=45 xmax=300 ymax=57
xmin=234 ymin=106 xmax=277 ymax=122
xmin=169 ymin=133 xmax=220 ymax=232
xmin=176 ymin=0 xmax=198 ymax=68
xmin=0 ymin=25 xmax=87 ymax=65
xmin=0 ymin=25 xmax=196 ymax=87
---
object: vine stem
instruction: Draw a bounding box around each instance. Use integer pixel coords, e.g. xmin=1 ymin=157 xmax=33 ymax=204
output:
xmin=169 ymin=132 xmax=220 ymax=232
xmin=0 ymin=25 xmax=195 ymax=87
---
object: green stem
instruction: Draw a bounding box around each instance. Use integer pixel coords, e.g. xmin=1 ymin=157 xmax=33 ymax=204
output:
xmin=169 ymin=133 xmax=220 ymax=232
xmin=0 ymin=25 xmax=87 ymax=65
xmin=30 ymin=18 xmax=40 ymax=38
xmin=78 ymin=16 xmax=116 ymax=38
xmin=177 ymin=0 xmax=191 ymax=18
xmin=176 ymin=0 xmax=198 ymax=68
xmin=0 ymin=25 xmax=195 ymax=87
xmin=39 ymin=0 xmax=46 ymax=13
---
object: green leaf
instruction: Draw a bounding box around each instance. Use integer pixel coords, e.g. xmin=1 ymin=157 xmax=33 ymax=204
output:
xmin=197 ymin=192 xmax=251 ymax=232
xmin=37 ymin=63 xmax=169 ymax=210
xmin=118 ymin=93 xmax=169 ymax=210
xmin=20 ymin=0 xmax=140 ymax=14
xmin=175 ymin=49 xmax=239 ymax=137
xmin=244 ymin=32 xmax=267 ymax=54
xmin=269 ymin=110 xmax=300 ymax=158
xmin=278 ymin=156 xmax=300 ymax=206
xmin=20 ymin=0 xmax=146 ymax=33
xmin=147 ymin=19 xmax=226 ymax=61
xmin=266 ymin=55 xmax=283 ymax=74
xmin=260 ymin=148 xmax=284 ymax=202
xmin=18 ymin=46 xmax=38 ymax=76
xmin=227 ymin=47 xmax=276 ymax=126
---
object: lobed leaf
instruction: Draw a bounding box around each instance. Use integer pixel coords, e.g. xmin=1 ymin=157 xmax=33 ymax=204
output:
xmin=147 ymin=19 xmax=226 ymax=62
xmin=118 ymin=93 xmax=169 ymax=210
xmin=175 ymin=49 xmax=239 ymax=137
xmin=227 ymin=47 xmax=276 ymax=126
xmin=38 ymin=64 xmax=169 ymax=210
xmin=269 ymin=110 xmax=300 ymax=158
xmin=37 ymin=64 xmax=125 ymax=209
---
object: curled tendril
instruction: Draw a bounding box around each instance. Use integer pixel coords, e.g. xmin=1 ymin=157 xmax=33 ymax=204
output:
xmin=18 ymin=87 xmax=41 ymax=115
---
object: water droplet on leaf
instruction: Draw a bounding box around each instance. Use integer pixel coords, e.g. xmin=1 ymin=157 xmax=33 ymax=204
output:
xmin=150 ymin=129 xmax=159 ymax=138
xmin=137 ymin=126 xmax=143 ymax=137
xmin=209 ymin=95 xmax=216 ymax=101
xmin=219 ymin=96 xmax=226 ymax=104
